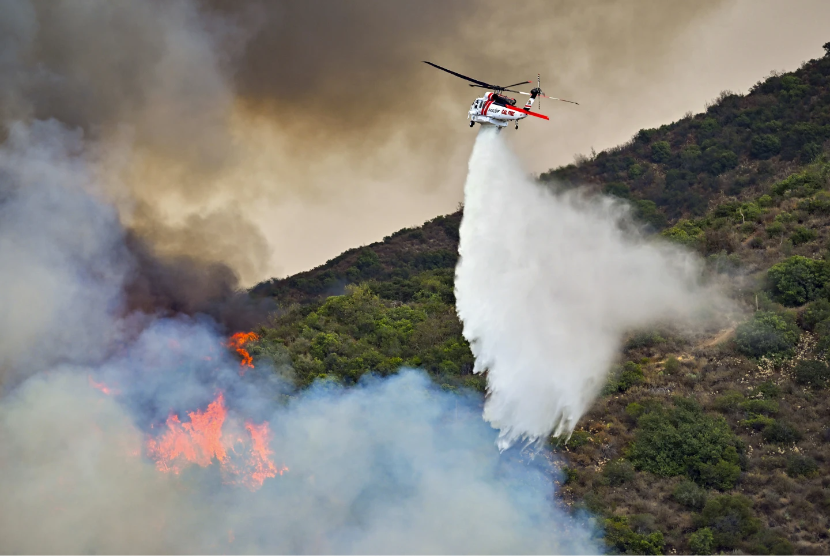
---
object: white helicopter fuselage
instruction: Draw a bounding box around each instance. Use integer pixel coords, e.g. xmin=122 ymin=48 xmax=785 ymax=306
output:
xmin=468 ymin=93 xmax=527 ymax=128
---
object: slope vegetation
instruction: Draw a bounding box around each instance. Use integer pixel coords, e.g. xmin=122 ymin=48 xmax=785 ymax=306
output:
xmin=248 ymin=43 xmax=830 ymax=554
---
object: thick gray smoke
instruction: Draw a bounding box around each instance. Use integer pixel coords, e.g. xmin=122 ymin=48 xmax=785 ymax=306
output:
xmin=0 ymin=120 xmax=598 ymax=553
xmin=455 ymin=129 xmax=727 ymax=449
xmin=0 ymin=367 xmax=598 ymax=553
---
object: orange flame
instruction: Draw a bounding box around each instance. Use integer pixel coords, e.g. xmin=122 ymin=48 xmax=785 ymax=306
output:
xmin=145 ymin=392 xmax=285 ymax=490
xmin=226 ymin=332 xmax=259 ymax=374
xmin=88 ymin=375 xmax=118 ymax=395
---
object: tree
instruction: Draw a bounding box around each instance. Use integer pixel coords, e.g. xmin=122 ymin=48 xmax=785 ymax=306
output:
xmin=750 ymin=134 xmax=781 ymax=159
xmin=734 ymin=311 xmax=800 ymax=359
xmin=688 ymin=528 xmax=714 ymax=555
xmin=651 ymin=141 xmax=672 ymax=163
xmin=696 ymin=494 xmax=760 ymax=550
xmin=793 ymin=359 xmax=830 ymax=388
xmin=627 ymin=398 xmax=742 ymax=489
xmin=767 ymin=256 xmax=830 ymax=306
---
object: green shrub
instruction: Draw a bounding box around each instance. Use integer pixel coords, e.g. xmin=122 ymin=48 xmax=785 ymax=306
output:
xmin=604 ymin=361 xmax=645 ymax=394
xmin=688 ymin=527 xmax=714 ymax=555
xmin=713 ymin=390 xmax=744 ymax=412
xmin=756 ymin=381 xmax=782 ymax=399
xmin=790 ymin=226 xmax=817 ymax=245
xmin=696 ymin=494 xmax=761 ymax=550
xmin=550 ymin=429 xmax=590 ymax=450
xmin=561 ymin=466 xmax=579 ymax=485
xmin=786 ymin=454 xmax=819 ymax=477
xmin=627 ymin=398 xmax=742 ymax=490
xmin=619 ymin=361 xmax=645 ymax=390
xmin=751 ymin=134 xmax=781 ymax=160
xmin=651 ymin=141 xmax=671 ymax=163
xmin=767 ymin=256 xmax=830 ymax=306
xmin=662 ymin=220 xmax=705 ymax=246
xmin=771 ymin=169 xmax=824 ymax=197
xmin=740 ymin=415 xmax=775 ymax=431
xmin=673 ymin=480 xmax=708 ymax=511
xmin=734 ymin=311 xmax=800 ymax=359
xmin=793 ymin=359 xmax=830 ymax=388
xmin=739 ymin=398 xmax=779 ymax=415
xmin=603 ymin=459 xmax=636 ymax=486
xmin=664 ymin=356 xmax=680 ymax=374
xmin=745 ymin=530 xmax=794 ymax=555
xmin=603 ymin=516 xmax=665 ymax=555
xmin=799 ymin=298 xmax=830 ymax=331
xmin=765 ymin=220 xmax=784 ymax=238
xmin=762 ymin=420 xmax=802 ymax=444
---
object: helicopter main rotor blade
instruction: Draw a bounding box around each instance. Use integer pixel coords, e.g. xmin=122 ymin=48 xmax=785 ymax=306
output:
xmin=517 ymin=91 xmax=580 ymax=105
xmin=469 ymin=84 xmax=522 ymax=94
xmin=423 ymin=61 xmax=493 ymax=88
xmin=502 ymin=80 xmax=532 ymax=88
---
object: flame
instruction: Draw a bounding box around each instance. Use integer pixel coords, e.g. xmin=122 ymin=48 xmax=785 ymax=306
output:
xmin=226 ymin=331 xmax=259 ymax=374
xmin=145 ymin=392 xmax=285 ymax=490
xmin=88 ymin=375 xmax=118 ymax=395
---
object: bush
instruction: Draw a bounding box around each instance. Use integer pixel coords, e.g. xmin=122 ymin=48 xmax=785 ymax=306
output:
xmin=790 ymin=226 xmax=817 ymax=245
xmin=664 ymin=356 xmax=680 ymax=374
xmin=688 ymin=527 xmax=714 ymax=555
xmin=604 ymin=361 xmax=645 ymax=394
xmin=740 ymin=414 xmax=775 ymax=431
xmin=713 ymin=390 xmax=744 ymax=412
xmin=751 ymin=134 xmax=781 ymax=159
xmin=793 ymin=359 xmax=830 ymax=388
xmin=734 ymin=311 xmax=800 ymax=359
xmin=762 ymin=420 xmax=802 ymax=444
xmin=756 ymin=381 xmax=781 ymax=399
xmin=603 ymin=459 xmax=636 ymax=486
xmin=767 ymin=256 xmax=830 ymax=306
xmin=627 ymin=398 xmax=742 ymax=490
xmin=619 ymin=361 xmax=645 ymax=390
xmin=603 ymin=516 xmax=665 ymax=555
xmin=696 ymin=494 xmax=761 ymax=550
xmin=739 ymin=398 xmax=779 ymax=415
xmin=786 ymin=454 xmax=819 ymax=477
xmin=673 ymin=480 xmax=708 ymax=510
xmin=799 ymin=298 xmax=830 ymax=331
xmin=651 ymin=141 xmax=671 ymax=163
xmin=550 ymin=429 xmax=591 ymax=450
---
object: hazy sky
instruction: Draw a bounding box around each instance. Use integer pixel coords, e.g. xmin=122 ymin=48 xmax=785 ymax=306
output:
xmin=239 ymin=0 xmax=830 ymax=281
xmin=3 ymin=0 xmax=829 ymax=284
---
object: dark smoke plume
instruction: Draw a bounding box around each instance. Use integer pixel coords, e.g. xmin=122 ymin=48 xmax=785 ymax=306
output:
xmin=0 ymin=0 xmax=726 ymax=283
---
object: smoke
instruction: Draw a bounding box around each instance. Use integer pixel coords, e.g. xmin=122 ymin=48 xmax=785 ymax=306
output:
xmin=0 ymin=0 xmax=733 ymax=282
xmin=0 ymin=118 xmax=598 ymax=552
xmin=0 ymin=366 xmax=599 ymax=553
xmin=455 ymin=129 xmax=729 ymax=449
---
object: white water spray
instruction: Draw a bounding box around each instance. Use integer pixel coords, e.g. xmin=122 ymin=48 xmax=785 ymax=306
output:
xmin=455 ymin=128 xmax=725 ymax=449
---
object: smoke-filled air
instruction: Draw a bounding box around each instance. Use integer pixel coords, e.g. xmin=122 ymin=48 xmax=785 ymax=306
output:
xmin=455 ymin=128 xmax=727 ymax=449
xmin=0 ymin=119 xmax=599 ymax=552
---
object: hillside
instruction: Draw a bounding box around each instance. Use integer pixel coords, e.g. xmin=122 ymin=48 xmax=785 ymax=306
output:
xmin=248 ymin=43 xmax=830 ymax=554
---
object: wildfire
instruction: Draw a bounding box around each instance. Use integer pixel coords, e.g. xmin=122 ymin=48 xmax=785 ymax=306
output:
xmin=226 ymin=331 xmax=259 ymax=374
xmin=88 ymin=375 xmax=118 ymax=395
xmin=146 ymin=392 xmax=285 ymax=490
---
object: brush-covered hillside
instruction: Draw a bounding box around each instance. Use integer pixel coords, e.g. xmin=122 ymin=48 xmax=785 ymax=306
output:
xmin=249 ymin=43 xmax=830 ymax=554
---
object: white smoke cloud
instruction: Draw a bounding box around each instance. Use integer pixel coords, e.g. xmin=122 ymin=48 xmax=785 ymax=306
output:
xmin=455 ymin=128 xmax=728 ymax=449
xmin=0 ymin=355 xmax=600 ymax=553
xmin=0 ymin=120 xmax=131 ymax=382
xmin=0 ymin=119 xmax=599 ymax=553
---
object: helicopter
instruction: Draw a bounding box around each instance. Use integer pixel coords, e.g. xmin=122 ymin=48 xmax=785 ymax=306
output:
xmin=423 ymin=61 xmax=578 ymax=130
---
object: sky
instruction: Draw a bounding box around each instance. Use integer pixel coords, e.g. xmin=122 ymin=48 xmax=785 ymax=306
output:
xmin=232 ymin=0 xmax=830 ymax=281
xmin=2 ymin=0 xmax=829 ymax=284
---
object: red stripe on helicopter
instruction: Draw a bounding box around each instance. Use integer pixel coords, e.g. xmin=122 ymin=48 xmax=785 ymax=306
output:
xmin=481 ymin=100 xmax=493 ymax=116
xmin=510 ymin=105 xmax=549 ymax=120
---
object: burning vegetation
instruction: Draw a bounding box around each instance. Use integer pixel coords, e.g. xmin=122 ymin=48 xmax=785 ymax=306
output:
xmin=145 ymin=392 xmax=286 ymax=491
